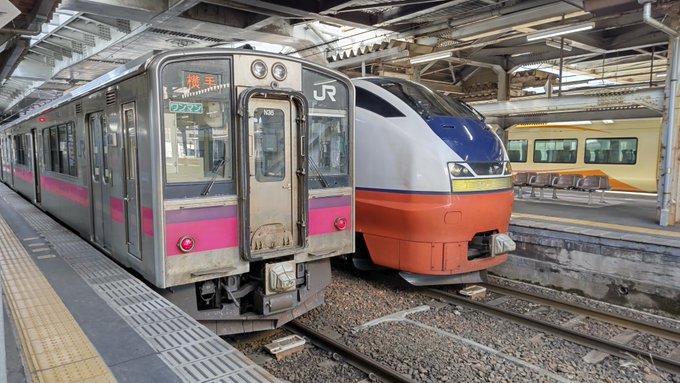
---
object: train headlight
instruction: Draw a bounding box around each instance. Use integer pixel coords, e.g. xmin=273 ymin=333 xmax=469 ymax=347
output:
xmin=504 ymin=162 xmax=513 ymax=175
xmin=251 ymin=60 xmax=267 ymax=79
xmin=448 ymin=163 xmax=472 ymax=178
xmin=271 ymin=62 xmax=287 ymax=81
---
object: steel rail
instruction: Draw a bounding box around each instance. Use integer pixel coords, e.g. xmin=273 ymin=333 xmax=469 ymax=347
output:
xmin=286 ymin=320 xmax=418 ymax=383
xmin=424 ymin=288 xmax=680 ymax=376
xmin=483 ymin=282 xmax=680 ymax=343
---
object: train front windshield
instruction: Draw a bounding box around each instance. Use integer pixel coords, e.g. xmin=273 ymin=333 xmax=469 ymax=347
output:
xmin=161 ymin=59 xmax=232 ymax=184
xmin=367 ymin=78 xmax=481 ymax=121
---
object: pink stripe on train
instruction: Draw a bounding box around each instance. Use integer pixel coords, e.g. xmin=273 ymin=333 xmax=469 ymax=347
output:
xmin=309 ymin=205 xmax=352 ymax=235
xmin=110 ymin=196 xmax=154 ymax=238
xmin=166 ymin=217 xmax=238 ymax=256
xmin=165 ymin=196 xmax=351 ymax=256
xmin=110 ymin=196 xmax=124 ymax=224
xmin=40 ymin=176 xmax=89 ymax=207
xmin=14 ymin=168 xmax=33 ymax=184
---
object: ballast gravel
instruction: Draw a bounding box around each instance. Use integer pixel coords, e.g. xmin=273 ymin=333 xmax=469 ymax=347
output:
xmin=229 ymin=266 xmax=680 ymax=382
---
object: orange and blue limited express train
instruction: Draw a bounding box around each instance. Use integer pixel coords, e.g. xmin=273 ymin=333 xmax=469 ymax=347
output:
xmin=352 ymin=77 xmax=515 ymax=286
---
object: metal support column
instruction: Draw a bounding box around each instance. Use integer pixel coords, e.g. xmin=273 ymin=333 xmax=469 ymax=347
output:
xmin=640 ymin=0 xmax=680 ymax=226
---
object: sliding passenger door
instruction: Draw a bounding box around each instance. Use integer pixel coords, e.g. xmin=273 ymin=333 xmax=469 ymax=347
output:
xmin=88 ymin=112 xmax=111 ymax=250
xmin=31 ymin=129 xmax=41 ymax=203
xmin=122 ymin=102 xmax=141 ymax=259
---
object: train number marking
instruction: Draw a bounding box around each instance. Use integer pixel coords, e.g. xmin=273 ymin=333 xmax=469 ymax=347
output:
xmin=313 ymin=85 xmax=336 ymax=102
xmin=262 ymin=109 xmax=275 ymax=116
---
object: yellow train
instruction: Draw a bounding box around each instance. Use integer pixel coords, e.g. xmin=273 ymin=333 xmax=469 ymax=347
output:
xmin=506 ymin=118 xmax=661 ymax=193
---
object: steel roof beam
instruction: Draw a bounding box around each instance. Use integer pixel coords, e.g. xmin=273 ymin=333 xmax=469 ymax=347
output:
xmin=472 ymin=87 xmax=665 ymax=116
xmin=375 ymin=0 xmax=470 ymax=28
xmin=487 ymin=108 xmax=661 ymax=126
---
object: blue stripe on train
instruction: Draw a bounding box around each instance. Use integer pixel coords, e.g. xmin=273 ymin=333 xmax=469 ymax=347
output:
xmin=426 ymin=117 xmax=505 ymax=162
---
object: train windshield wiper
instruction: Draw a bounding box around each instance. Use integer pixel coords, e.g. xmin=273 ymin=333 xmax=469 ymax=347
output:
xmin=201 ymin=159 xmax=225 ymax=196
xmin=308 ymin=157 xmax=329 ymax=188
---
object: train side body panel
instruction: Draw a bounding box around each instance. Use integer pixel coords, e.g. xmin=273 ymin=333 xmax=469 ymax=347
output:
xmin=508 ymin=119 xmax=661 ymax=192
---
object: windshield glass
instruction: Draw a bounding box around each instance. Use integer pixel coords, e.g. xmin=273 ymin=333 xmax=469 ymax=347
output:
xmin=302 ymin=69 xmax=350 ymax=188
xmin=161 ymin=59 xmax=232 ymax=184
xmin=366 ymin=78 xmax=480 ymax=121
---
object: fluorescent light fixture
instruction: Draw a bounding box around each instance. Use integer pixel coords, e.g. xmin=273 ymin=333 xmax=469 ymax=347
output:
xmin=511 ymin=52 xmax=531 ymax=57
xmin=409 ymin=51 xmax=452 ymax=64
xmin=527 ymin=22 xmax=594 ymax=41
xmin=545 ymin=39 xmax=572 ymax=51
xmin=657 ymin=73 xmax=667 ymax=77
xmin=602 ymin=120 xmax=614 ymax=124
xmin=547 ymin=121 xmax=592 ymax=126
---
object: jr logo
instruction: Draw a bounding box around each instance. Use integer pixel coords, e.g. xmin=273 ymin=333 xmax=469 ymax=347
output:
xmin=313 ymin=84 xmax=336 ymax=102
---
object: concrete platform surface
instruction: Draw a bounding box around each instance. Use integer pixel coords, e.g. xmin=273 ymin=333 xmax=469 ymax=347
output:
xmin=0 ymin=183 xmax=279 ymax=383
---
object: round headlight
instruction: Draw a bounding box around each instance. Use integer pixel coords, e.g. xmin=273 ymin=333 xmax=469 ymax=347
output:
xmin=251 ymin=60 xmax=267 ymax=79
xmin=272 ymin=62 xmax=287 ymax=81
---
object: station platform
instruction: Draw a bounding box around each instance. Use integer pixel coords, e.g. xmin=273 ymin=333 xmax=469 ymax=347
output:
xmin=492 ymin=188 xmax=680 ymax=315
xmin=0 ymin=183 xmax=279 ymax=383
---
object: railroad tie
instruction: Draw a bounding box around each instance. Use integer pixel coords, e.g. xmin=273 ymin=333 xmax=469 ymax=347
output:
xmin=582 ymin=329 xmax=639 ymax=364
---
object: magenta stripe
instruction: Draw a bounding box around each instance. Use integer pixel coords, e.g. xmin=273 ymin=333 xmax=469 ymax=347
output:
xmin=166 ymin=217 xmax=239 ymax=256
xmin=142 ymin=207 xmax=154 ymax=237
xmin=110 ymin=196 xmax=124 ymax=224
xmin=41 ymin=176 xmax=89 ymax=207
xmin=309 ymin=205 xmax=352 ymax=236
xmin=14 ymin=168 xmax=33 ymax=184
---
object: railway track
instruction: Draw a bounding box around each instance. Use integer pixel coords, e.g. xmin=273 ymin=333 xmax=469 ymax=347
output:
xmin=285 ymin=320 xmax=418 ymax=383
xmin=423 ymin=286 xmax=680 ymax=376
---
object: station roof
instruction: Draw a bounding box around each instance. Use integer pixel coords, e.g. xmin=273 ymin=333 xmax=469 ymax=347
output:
xmin=0 ymin=0 xmax=677 ymax=124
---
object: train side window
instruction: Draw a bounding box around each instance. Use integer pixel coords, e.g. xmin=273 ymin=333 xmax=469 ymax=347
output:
xmin=123 ymin=109 xmax=135 ymax=181
xmin=67 ymin=123 xmax=77 ymax=176
xmin=585 ymin=138 xmax=637 ymax=165
xmin=507 ymin=139 xmax=527 ymax=162
xmin=355 ymin=87 xmax=405 ymax=118
xmin=44 ymin=123 xmax=78 ymax=177
xmin=533 ymin=139 xmax=577 ymax=164
xmin=42 ymin=128 xmax=50 ymax=169
xmin=58 ymin=124 xmax=67 ymax=173
xmin=49 ymin=127 xmax=59 ymax=172
xmin=14 ymin=135 xmax=25 ymax=165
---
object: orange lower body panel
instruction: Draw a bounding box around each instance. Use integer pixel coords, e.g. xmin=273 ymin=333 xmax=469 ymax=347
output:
xmin=356 ymin=189 xmax=513 ymax=275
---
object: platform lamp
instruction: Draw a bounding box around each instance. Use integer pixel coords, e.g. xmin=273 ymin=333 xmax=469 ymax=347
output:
xmin=526 ymin=22 xmax=595 ymax=41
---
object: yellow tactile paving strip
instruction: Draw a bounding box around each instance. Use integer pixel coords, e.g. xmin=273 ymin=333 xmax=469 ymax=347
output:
xmin=0 ymin=215 xmax=117 ymax=383
xmin=512 ymin=213 xmax=680 ymax=239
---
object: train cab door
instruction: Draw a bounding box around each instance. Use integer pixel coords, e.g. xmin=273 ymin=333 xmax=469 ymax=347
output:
xmin=122 ymin=103 xmax=141 ymax=259
xmin=31 ymin=129 xmax=41 ymax=203
xmin=242 ymin=93 xmax=308 ymax=259
xmin=88 ymin=112 xmax=111 ymax=250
